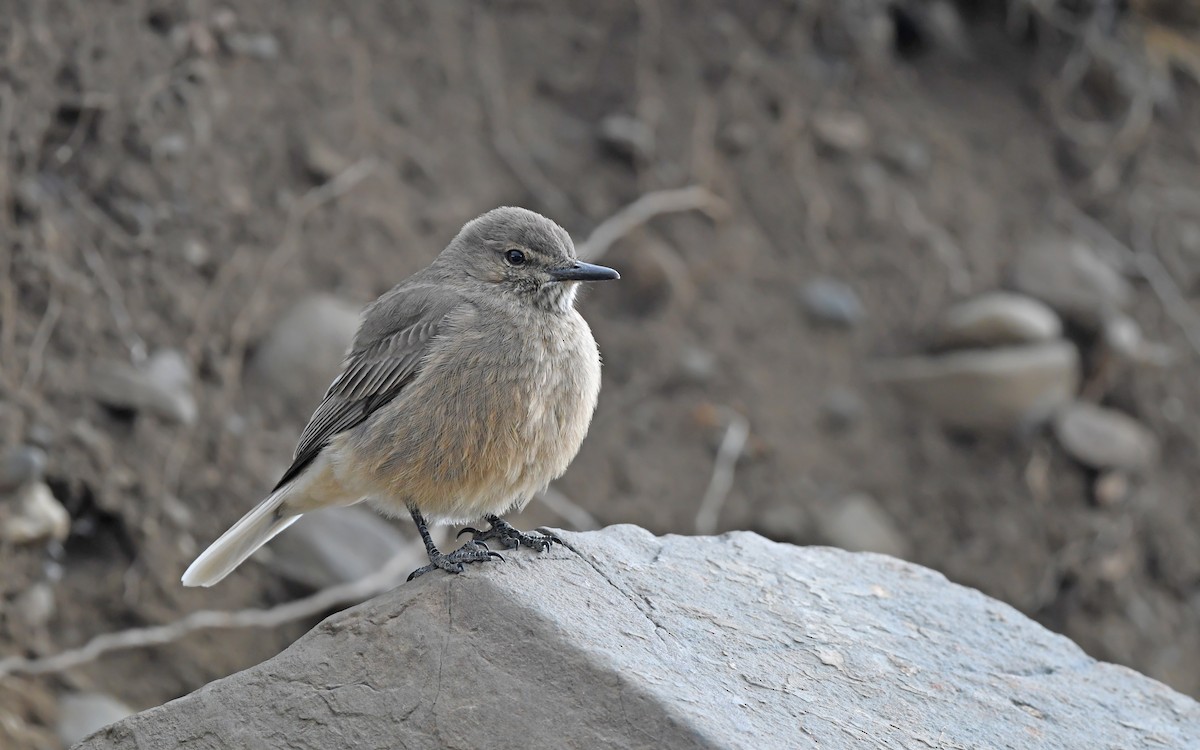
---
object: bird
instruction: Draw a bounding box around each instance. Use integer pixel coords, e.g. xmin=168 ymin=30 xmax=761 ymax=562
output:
xmin=182 ymin=207 xmax=619 ymax=586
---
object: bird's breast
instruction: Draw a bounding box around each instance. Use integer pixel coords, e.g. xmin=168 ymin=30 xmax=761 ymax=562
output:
xmin=346 ymin=307 xmax=601 ymax=514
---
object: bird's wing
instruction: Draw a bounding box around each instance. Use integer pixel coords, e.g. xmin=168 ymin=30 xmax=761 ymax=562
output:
xmin=272 ymin=286 xmax=462 ymax=491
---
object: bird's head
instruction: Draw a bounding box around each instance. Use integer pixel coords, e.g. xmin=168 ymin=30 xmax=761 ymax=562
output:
xmin=438 ymin=206 xmax=619 ymax=312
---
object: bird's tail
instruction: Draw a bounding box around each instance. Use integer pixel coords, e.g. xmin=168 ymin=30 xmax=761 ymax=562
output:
xmin=181 ymin=489 xmax=299 ymax=587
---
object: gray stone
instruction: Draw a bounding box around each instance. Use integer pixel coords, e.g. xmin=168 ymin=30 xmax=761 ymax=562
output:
xmin=816 ymin=492 xmax=910 ymax=559
xmin=876 ymin=341 xmax=1080 ymax=432
xmin=0 ymin=445 xmax=47 ymax=494
xmin=296 ymin=134 xmax=349 ymax=182
xmin=91 ymin=350 xmax=197 ymax=425
xmin=225 ymin=32 xmax=280 ymax=60
xmin=800 ymin=277 xmax=865 ymax=327
xmin=879 ymin=134 xmax=932 ymax=176
xmin=77 ymin=527 xmax=1200 ymax=750
xmin=676 ymin=345 xmax=717 ymax=384
xmin=264 ymin=506 xmax=418 ymax=589
xmin=1 ymin=481 xmax=70 ymax=544
xmin=14 ymin=582 xmax=56 ymax=629
xmin=1053 ymin=401 xmax=1159 ymax=472
xmin=59 ymin=693 xmax=134 ymax=748
xmin=246 ymin=295 xmax=361 ymax=406
xmin=819 ymin=387 xmax=864 ymax=431
xmin=932 ymin=292 xmax=1063 ymax=350
xmin=598 ymin=114 xmax=655 ymax=162
xmin=1010 ymin=238 xmax=1134 ymax=328
xmin=1102 ymin=313 xmax=1175 ymax=367
xmin=812 ymin=110 xmax=871 ymax=154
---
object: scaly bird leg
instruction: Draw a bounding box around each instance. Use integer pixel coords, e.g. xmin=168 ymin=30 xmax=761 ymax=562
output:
xmin=407 ymin=509 xmax=503 ymax=582
xmin=459 ymin=514 xmax=562 ymax=552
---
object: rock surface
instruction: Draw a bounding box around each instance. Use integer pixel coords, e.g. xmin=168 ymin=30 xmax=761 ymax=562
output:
xmin=77 ymin=526 xmax=1199 ymax=749
xmin=931 ymin=292 xmax=1062 ymax=350
xmin=875 ymin=341 xmax=1080 ymax=432
xmin=1053 ymin=401 xmax=1160 ymax=472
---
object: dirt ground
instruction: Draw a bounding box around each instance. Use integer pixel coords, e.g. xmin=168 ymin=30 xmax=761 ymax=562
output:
xmin=3 ymin=2 xmax=1200 ymax=746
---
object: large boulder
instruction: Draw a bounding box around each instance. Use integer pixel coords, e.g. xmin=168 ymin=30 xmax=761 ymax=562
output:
xmin=78 ymin=526 xmax=1199 ymax=749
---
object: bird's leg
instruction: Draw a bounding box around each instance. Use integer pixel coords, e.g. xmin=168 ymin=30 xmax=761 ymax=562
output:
xmin=459 ymin=514 xmax=562 ymax=552
xmin=407 ymin=509 xmax=503 ymax=582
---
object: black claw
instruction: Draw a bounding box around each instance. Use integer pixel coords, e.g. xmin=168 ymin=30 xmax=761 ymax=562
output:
xmin=488 ymin=551 xmax=505 ymax=561
xmin=458 ymin=526 xmax=481 ymax=539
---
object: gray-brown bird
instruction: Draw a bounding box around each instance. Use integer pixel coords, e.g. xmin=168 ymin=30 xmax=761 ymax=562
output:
xmin=182 ymin=207 xmax=618 ymax=586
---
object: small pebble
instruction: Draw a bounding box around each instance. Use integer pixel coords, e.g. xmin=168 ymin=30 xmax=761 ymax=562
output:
xmin=225 ymin=31 xmax=280 ymax=60
xmin=1094 ymin=471 xmax=1130 ymax=507
xmin=92 ymin=349 xmax=197 ymax=425
xmin=800 ymin=278 xmax=864 ymax=327
xmin=932 ymin=292 xmax=1063 ymax=350
xmin=816 ymin=493 xmax=910 ymax=559
xmin=0 ymin=445 xmax=47 ymax=494
xmin=820 ymin=387 xmax=864 ymax=432
xmin=812 ymin=111 xmax=871 ymax=154
xmin=1053 ymin=402 xmax=1159 ymax=473
xmin=598 ymin=114 xmax=655 ymax=162
xmin=1 ymin=481 xmax=70 ymax=544
xmin=677 ymin=346 xmax=717 ymax=384
xmin=14 ymin=582 xmax=56 ymax=629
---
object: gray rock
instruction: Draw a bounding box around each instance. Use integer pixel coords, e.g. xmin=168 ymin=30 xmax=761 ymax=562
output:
xmin=598 ymin=114 xmax=655 ymax=162
xmin=1102 ymin=313 xmax=1175 ymax=367
xmin=59 ymin=693 xmax=134 ymax=748
xmin=91 ymin=350 xmax=197 ymax=425
xmin=875 ymin=341 xmax=1080 ymax=432
xmin=879 ymin=134 xmax=932 ymax=176
xmin=1 ymin=481 xmax=70 ymax=544
xmin=246 ymin=295 xmax=361 ymax=406
xmin=816 ymin=492 xmax=910 ymax=559
xmin=1010 ymin=238 xmax=1134 ymax=328
xmin=932 ymin=292 xmax=1062 ymax=350
xmin=812 ymin=110 xmax=871 ymax=154
xmin=754 ymin=502 xmax=809 ymax=543
xmin=1053 ymin=402 xmax=1159 ymax=473
xmin=0 ymin=444 xmax=47 ymax=494
xmin=800 ymin=277 xmax=865 ymax=327
xmin=820 ymin=387 xmax=864 ymax=431
xmin=224 ymin=32 xmax=280 ymax=60
xmin=676 ymin=345 xmax=717 ymax=385
xmin=265 ymin=506 xmax=417 ymax=589
xmin=77 ymin=526 xmax=1200 ymax=749
xmin=14 ymin=581 xmax=56 ymax=629
xmin=296 ymin=134 xmax=349 ymax=182
xmin=718 ymin=121 xmax=755 ymax=155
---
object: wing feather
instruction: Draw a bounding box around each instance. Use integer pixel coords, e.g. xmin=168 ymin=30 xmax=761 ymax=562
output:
xmin=272 ymin=300 xmax=454 ymax=491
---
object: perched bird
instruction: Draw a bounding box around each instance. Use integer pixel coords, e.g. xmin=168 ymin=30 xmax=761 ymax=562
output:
xmin=182 ymin=207 xmax=619 ymax=586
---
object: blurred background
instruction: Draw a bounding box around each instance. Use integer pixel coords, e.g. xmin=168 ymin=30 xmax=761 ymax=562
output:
xmin=3 ymin=1 xmax=1200 ymax=746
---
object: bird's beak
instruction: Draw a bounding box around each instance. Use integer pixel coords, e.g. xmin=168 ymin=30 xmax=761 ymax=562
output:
xmin=549 ymin=260 xmax=620 ymax=282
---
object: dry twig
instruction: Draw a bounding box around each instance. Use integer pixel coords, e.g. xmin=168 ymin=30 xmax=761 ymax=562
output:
xmin=0 ymin=550 xmax=414 ymax=678
xmin=81 ymin=242 xmax=147 ymax=365
xmin=20 ymin=295 xmax=60 ymax=391
xmin=577 ymin=185 xmax=726 ymax=261
xmin=694 ymin=409 xmax=749 ymax=536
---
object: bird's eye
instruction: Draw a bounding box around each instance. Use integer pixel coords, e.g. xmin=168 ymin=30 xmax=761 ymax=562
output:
xmin=505 ymin=249 xmax=526 ymax=266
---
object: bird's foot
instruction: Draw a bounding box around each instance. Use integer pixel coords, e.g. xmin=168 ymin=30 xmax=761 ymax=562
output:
xmin=406 ymin=540 xmax=503 ymax=582
xmin=459 ymin=516 xmax=562 ymax=552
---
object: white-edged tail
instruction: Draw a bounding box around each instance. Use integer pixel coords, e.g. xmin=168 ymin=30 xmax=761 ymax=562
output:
xmin=181 ymin=489 xmax=299 ymax=587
